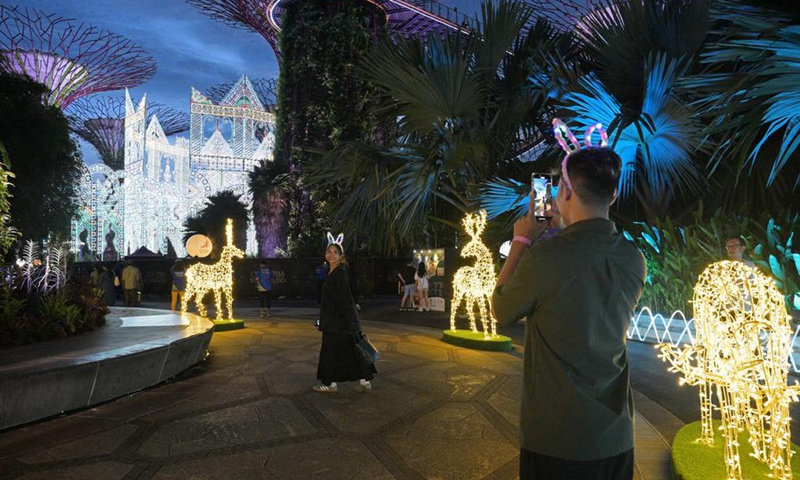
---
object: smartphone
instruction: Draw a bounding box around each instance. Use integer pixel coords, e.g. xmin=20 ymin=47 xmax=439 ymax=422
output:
xmin=531 ymin=173 xmax=554 ymax=219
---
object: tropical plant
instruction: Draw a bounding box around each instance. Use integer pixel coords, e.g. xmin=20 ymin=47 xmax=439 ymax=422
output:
xmin=0 ymin=141 xmax=18 ymax=257
xmin=306 ymin=1 xmax=572 ymax=254
xmin=750 ymin=214 xmax=800 ymax=313
xmin=182 ymin=190 xmax=249 ymax=256
xmin=0 ymin=73 xmax=82 ymax=241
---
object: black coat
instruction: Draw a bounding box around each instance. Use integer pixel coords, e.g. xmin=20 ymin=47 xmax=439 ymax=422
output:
xmin=318 ymin=266 xmax=360 ymax=334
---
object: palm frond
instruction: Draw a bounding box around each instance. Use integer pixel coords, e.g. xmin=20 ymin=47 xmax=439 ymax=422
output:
xmin=478 ymin=178 xmax=529 ymax=219
xmin=562 ymin=54 xmax=704 ymax=203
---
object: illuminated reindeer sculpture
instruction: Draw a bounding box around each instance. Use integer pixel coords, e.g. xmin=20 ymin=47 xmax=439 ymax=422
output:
xmin=450 ymin=210 xmax=498 ymax=339
xmin=659 ymin=261 xmax=799 ymax=480
xmin=182 ymin=219 xmax=244 ymax=321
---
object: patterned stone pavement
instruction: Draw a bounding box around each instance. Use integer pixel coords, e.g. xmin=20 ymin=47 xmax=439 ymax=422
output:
xmin=0 ymin=317 xmax=670 ymax=480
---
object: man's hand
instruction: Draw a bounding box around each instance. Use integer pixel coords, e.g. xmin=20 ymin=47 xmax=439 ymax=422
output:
xmin=514 ymin=192 xmax=559 ymax=241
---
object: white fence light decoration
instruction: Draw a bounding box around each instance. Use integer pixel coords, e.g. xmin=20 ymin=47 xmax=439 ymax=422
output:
xmin=628 ymin=308 xmax=800 ymax=374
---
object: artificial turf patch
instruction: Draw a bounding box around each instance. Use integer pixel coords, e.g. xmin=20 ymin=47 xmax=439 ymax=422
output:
xmin=212 ymin=319 xmax=246 ymax=331
xmin=672 ymin=420 xmax=800 ymax=480
xmin=441 ymin=329 xmax=513 ymax=352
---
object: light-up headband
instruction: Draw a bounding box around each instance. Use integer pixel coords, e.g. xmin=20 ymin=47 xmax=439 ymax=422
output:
xmin=326 ymin=232 xmax=344 ymax=252
xmin=552 ymin=118 xmax=608 ymax=192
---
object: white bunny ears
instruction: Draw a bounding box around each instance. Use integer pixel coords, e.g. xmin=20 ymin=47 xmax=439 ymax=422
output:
xmin=326 ymin=232 xmax=344 ymax=251
xmin=552 ymin=118 xmax=608 ymax=192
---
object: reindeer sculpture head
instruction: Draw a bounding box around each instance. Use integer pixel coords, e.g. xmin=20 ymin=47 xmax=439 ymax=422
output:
xmin=460 ymin=211 xmax=492 ymax=262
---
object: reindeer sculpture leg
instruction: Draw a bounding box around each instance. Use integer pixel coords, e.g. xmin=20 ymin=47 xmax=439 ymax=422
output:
xmin=195 ymin=289 xmax=208 ymax=318
xmin=224 ymin=287 xmax=234 ymax=321
xmin=450 ymin=291 xmax=463 ymax=332
xmin=476 ymin=296 xmax=490 ymax=339
xmin=718 ymin=385 xmax=742 ymax=480
xmin=212 ymin=287 xmax=223 ymax=321
xmin=181 ymin=284 xmax=193 ymax=315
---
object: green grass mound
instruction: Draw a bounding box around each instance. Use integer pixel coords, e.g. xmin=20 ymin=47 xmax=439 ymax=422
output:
xmin=212 ymin=319 xmax=246 ymax=331
xmin=673 ymin=420 xmax=800 ymax=480
xmin=442 ymin=329 xmax=512 ymax=352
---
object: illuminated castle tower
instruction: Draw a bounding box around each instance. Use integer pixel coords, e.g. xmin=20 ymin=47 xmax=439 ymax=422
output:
xmin=206 ymin=77 xmax=277 ymax=112
xmin=68 ymin=96 xmax=189 ymax=170
xmin=0 ymin=6 xmax=156 ymax=109
xmin=121 ymin=75 xmax=274 ymax=257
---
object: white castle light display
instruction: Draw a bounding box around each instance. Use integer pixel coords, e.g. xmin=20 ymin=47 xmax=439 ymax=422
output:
xmin=450 ymin=210 xmax=498 ymax=339
xmin=72 ymin=75 xmax=274 ymax=259
xmin=659 ymin=261 xmax=799 ymax=480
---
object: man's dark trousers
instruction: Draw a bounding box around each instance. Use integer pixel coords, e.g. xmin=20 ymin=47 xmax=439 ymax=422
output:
xmin=519 ymin=448 xmax=634 ymax=480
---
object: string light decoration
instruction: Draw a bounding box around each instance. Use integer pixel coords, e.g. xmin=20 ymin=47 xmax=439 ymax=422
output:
xmin=182 ymin=219 xmax=244 ymax=321
xmin=659 ymin=260 xmax=799 ymax=480
xmin=450 ymin=210 xmax=498 ymax=339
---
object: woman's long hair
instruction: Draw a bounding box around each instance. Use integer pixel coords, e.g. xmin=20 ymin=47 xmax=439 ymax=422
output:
xmin=417 ymin=261 xmax=426 ymax=278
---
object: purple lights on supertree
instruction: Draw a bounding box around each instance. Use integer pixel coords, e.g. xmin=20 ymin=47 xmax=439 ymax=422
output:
xmin=67 ymin=96 xmax=189 ymax=171
xmin=0 ymin=6 xmax=157 ymax=109
xmin=185 ymin=0 xmax=281 ymax=63
xmin=205 ymin=77 xmax=278 ymax=111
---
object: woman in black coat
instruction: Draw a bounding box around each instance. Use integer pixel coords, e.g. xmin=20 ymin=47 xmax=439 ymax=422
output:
xmin=313 ymin=243 xmax=376 ymax=392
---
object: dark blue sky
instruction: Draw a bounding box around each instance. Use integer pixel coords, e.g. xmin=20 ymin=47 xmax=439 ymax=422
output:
xmin=13 ymin=0 xmax=480 ymax=164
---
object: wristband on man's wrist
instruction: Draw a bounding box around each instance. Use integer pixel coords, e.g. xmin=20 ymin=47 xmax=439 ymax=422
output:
xmin=512 ymin=235 xmax=532 ymax=246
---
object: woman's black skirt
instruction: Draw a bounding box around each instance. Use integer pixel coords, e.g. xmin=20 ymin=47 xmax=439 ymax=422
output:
xmin=316 ymin=331 xmax=376 ymax=385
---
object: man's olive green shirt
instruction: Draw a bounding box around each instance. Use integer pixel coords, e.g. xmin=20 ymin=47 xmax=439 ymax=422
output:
xmin=492 ymin=218 xmax=645 ymax=461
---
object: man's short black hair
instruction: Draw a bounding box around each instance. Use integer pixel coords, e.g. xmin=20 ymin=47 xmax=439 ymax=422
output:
xmin=565 ymin=147 xmax=622 ymax=206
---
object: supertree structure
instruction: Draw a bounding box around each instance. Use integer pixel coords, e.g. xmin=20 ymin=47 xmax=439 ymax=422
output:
xmin=186 ymin=0 xmax=283 ymax=63
xmin=0 ymin=6 xmax=156 ymax=109
xmin=205 ymin=77 xmax=278 ymax=111
xmin=67 ymin=96 xmax=189 ymax=171
xmin=186 ymin=0 xmax=477 ymax=62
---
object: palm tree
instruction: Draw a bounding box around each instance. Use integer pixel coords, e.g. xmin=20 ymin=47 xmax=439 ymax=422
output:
xmin=305 ymin=1 xmax=570 ymax=254
xmin=182 ymin=191 xmax=249 ymax=257
xmin=681 ymin=2 xmax=800 ymax=211
xmin=248 ymin=160 xmax=290 ymax=257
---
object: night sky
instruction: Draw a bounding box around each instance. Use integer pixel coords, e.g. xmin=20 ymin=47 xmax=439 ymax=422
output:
xmin=10 ymin=0 xmax=482 ymax=165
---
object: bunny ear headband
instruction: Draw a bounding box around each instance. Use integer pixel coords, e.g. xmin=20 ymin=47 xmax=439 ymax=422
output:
xmin=551 ymin=118 xmax=608 ymax=192
xmin=326 ymin=232 xmax=344 ymax=251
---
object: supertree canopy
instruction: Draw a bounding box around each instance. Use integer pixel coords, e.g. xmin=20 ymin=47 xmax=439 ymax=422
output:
xmin=186 ymin=0 xmax=479 ymax=63
xmin=205 ymin=77 xmax=277 ymax=111
xmin=67 ymin=96 xmax=189 ymax=171
xmin=0 ymin=6 xmax=156 ymax=109
xmin=186 ymin=0 xmax=282 ymax=63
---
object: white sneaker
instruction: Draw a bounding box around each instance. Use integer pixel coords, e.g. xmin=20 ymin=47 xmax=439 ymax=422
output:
xmin=312 ymin=382 xmax=338 ymax=392
xmin=354 ymin=381 xmax=372 ymax=392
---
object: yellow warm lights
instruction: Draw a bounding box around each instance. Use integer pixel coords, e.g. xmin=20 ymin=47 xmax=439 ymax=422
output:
xmin=659 ymin=261 xmax=798 ymax=480
xmin=450 ymin=210 xmax=498 ymax=339
xmin=182 ymin=219 xmax=244 ymax=321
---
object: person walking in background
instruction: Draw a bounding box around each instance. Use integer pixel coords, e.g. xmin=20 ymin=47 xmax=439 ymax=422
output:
xmin=397 ymin=260 xmax=417 ymax=311
xmin=313 ymin=242 xmax=375 ymax=393
xmin=256 ymin=260 xmax=274 ymax=317
xmin=493 ymin=147 xmax=646 ymax=480
xmin=121 ymin=261 xmax=143 ymax=307
xmin=99 ymin=265 xmax=116 ymax=306
xmin=170 ymin=260 xmax=186 ymax=311
xmin=89 ymin=264 xmax=104 ymax=289
xmin=415 ymin=262 xmax=430 ymax=311
xmin=315 ymin=261 xmax=327 ymax=307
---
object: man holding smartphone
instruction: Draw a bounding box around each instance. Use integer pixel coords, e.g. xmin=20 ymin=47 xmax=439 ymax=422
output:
xmin=492 ymin=147 xmax=646 ymax=480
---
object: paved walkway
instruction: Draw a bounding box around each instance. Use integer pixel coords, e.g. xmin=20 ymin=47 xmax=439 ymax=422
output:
xmin=0 ymin=307 xmax=673 ymax=480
